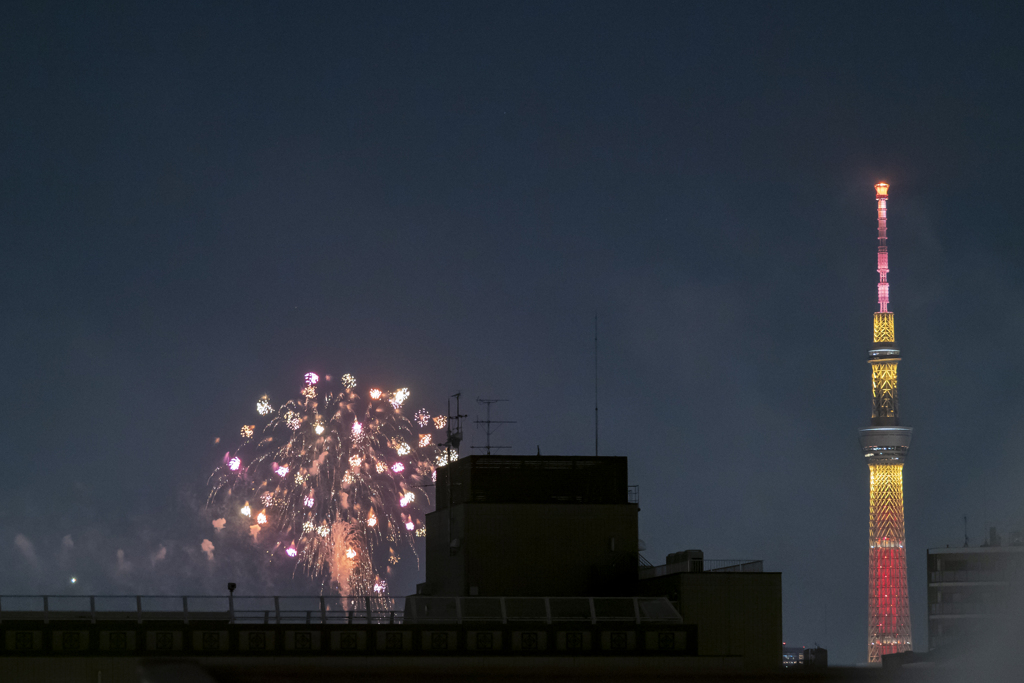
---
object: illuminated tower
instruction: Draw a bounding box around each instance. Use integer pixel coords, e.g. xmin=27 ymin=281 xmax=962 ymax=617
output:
xmin=859 ymin=182 xmax=913 ymax=662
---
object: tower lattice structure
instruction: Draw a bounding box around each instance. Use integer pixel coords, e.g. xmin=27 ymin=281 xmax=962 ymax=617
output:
xmin=859 ymin=183 xmax=912 ymax=663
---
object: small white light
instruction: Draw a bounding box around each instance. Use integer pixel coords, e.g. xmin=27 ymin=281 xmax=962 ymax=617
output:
xmin=70 ymin=577 xmax=77 ymax=584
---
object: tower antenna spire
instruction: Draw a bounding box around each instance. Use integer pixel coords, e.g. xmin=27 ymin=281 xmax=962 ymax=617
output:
xmin=875 ymin=182 xmax=890 ymax=313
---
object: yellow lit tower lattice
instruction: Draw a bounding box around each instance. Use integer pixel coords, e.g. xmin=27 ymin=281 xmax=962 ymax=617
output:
xmin=859 ymin=182 xmax=912 ymax=663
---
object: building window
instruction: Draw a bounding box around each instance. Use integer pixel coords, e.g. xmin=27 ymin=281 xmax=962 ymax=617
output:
xmin=566 ymin=632 xmax=584 ymax=650
xmin=109 ymin=632 xmax=128 ymax=651
xmin=339 ymin=633 xmax=359 ymax=650
xmin=248 ymin=632 xmax=267 ymax=651
xmin=202 ymin=632 xmax=220 ymax=650
xmin=476 ymin=632 xmax=494 ymax=650
xmin=521 ymin=632 xmax=539 ymax=650
xmin=62 ymin=632 xmax=81 ymax=650
xmin=658 ymin=632 xmax=675 ymax=650
xmin=155 ymin=632 xmax=174 ymax=650
xmin=610 ymin=632 xmax=628 ymax=650
xmin=385 ymin=632 xmax=404 ymax=650
xmin=430 ymin=632 xmax=449 ymax=649
xmin=294 ymin=632 xmax=313 ymax=650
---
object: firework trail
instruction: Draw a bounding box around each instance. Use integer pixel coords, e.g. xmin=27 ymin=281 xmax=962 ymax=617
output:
xmin=208 ymin=373 xmax=449 ymax=597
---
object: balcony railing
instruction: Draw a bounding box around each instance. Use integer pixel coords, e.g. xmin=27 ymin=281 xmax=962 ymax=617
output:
xmin=639 ymin=559 xmax=763 ymax=580
xmin=928 ymin=570 xmax=1022 ymax=583
xmin=0 ymin=595 xmax=401 ymax=625
xmin=929 ymin=602 xmax=1007 ymax=616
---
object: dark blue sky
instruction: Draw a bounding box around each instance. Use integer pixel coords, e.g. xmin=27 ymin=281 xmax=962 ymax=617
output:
xmin=3 ymin=1 xmax=1024 ymax=664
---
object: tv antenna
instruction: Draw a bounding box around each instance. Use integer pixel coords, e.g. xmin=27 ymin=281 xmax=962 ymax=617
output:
xmin=438 ymin=392 xmax=467 ymax=554
xmin=472 ymin=398 xmax=515 ymax=454
xmin=438 ymin=392 xmax=467 ymax=460
xmin=964 ymin=514 xmax=969 ymax=547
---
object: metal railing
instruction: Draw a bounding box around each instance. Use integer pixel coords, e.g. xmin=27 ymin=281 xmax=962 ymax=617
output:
xmin=0 ymin=594 xmax=685 ymax=627
xmin=928 ymin=570 xmax=1021 ymax=584
xmin=403 ymin=596 xmax=682 ymax=625
xmin=929 ymin=602 xmax=1007 ymax=616
xmin=639 ymin=559 xmax=763 ymax=580
xmin=0 ymin=596 xmax=402 ymax=625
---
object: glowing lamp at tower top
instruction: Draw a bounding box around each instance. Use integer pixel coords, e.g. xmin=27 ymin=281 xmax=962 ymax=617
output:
xmin=875 ymin=182 xmax=889 ymax=198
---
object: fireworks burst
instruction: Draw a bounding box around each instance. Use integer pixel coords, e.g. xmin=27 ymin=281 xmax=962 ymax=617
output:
xmin=436 ymin=447 xmax=459 ymax=466
xmin=209 ymin=372 xmax=437 ymax=597
xmin=414 ymin=409 xmax=430 ymax=427
xmin=257 ymin=396 xmax=273 ymax=416
xmin=433 ymin=415 xmax=447 ymax=430
xmin=390 ymin=388 xmax=410 ymax=409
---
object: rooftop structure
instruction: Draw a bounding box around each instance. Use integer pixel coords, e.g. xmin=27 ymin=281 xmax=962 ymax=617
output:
xmin=422 ymin=455 xmax=639 ymax=597
xmin=420 ymin=454 xmax=781 ymax=671
xmin=637 ymin=550 xmax=781 ymax=670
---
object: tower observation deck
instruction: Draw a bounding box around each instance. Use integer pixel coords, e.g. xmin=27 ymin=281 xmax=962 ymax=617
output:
xmin=859 ymin=183 xmax=912 ymax=663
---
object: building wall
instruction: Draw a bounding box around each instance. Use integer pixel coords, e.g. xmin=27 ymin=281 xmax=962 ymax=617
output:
xmin=424 ymin=507 xmax=465 ymax=595
xmin=0 ymin=658 xmax=141 ymax=683
xmin=926 ymin=546 xmax=1024 ymax=652
xmin=639 ymin=572 xmax=783 ymax=671
xmin=425 ymin=503 xmax=638 ymax=596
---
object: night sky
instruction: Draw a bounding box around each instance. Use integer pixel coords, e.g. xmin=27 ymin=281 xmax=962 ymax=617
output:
xmin=3 ymin=1 xmax=1024 ymax=665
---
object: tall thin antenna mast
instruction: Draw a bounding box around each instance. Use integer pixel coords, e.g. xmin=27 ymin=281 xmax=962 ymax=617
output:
xmin=595 ymin=313 xmax=599 ymax=457
xmin=964 ymin=515 xmax=969 ymax=547
xmin=472 ymin=399 xmax=515 ymax=454
xmin=441 ymin=392 xmax=466 ymax=555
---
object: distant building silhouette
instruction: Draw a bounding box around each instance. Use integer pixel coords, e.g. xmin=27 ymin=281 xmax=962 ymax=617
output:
xmin=782 ymin=645 xmax=805 ymax=667
xmin=927 ymin=527 xmax=1024 ymax=652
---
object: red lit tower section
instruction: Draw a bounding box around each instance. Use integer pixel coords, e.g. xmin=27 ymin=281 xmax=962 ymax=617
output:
xmin=859 ymin=183 xmax=913 ymax=662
